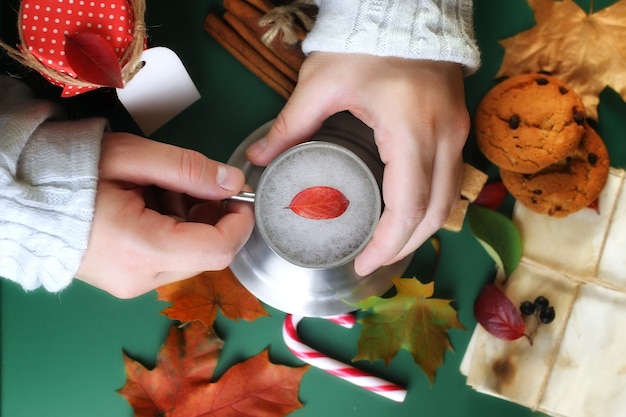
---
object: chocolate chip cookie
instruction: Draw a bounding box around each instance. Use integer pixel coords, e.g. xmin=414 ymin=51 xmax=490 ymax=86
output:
xmin=475 ymin=74 xmax=587 ymax=174
xmin=500 ymin=125 xmax=609 ymax=217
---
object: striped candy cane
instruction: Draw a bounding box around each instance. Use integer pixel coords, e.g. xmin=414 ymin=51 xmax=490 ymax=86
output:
xmin=282 ymin=314 xmax=407 ymax=402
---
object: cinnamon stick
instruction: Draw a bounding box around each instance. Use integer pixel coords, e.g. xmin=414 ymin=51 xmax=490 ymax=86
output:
xmin=442 ymin=163 xmax=488 ymax=231
xmin=204 ymin=13 xmax=294 ymax=99
xmin=460 ymin=163 xmax=489 ymax=202
xmin=443 ymin=199 xmax=469 ymax=232
xmin=223 ymin=11 xmax=299 ymax=82
xmin=224 ymin=0 xmax=306 ymax=72
xmin=243 ymin=0 xmax=275 ymax=13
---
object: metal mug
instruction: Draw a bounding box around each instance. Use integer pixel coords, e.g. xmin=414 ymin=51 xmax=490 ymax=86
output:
xmin=228 ymin=112 xmax=412 ymax=317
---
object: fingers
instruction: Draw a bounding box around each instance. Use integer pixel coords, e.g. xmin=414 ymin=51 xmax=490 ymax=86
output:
xmin=140 ymin=197 xmax=255 ymax=278
xmin=79 ymin=178 xmax=255 ymax=298
xmin=100 ymin=132 xmax=246 ymax=200
xmin=354 ymin=131 xmax=465 ymax=276
xmin=245 ymin=98 xmax=325 ymax=165
xmin=82 ymin=134 xmax=256 ymax=298
xmin=246 ymin=67 xmax=340 ymax=166
xmin=354 ymin=131 xmax=432 ymax=276
xmin=386 ymin=150 xmax=463 ymax=265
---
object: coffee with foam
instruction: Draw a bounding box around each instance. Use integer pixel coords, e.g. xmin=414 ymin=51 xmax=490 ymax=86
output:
xmin=255 ymin=142 xmax=381 ymax=269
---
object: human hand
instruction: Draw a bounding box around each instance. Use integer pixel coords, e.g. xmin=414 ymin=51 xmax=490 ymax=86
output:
xmin=246 ymin=52 xmax=469 ymax=276
xmin=76 ymin=132 xmax=255 ymax=298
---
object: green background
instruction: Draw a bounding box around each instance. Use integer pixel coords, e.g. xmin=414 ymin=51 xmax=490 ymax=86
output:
xmin=1 ymin=0 xmax=624 ymax=416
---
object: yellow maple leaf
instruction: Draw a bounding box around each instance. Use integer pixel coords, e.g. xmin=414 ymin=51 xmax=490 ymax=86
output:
xmin=497 ymin=0 xmax=626 ymax=120
xmin=352 ymin=277 xmax=464 ymax=384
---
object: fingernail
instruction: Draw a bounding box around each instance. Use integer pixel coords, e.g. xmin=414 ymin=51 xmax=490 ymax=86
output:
xmin=354 ymin=257 xmax=375 ymax=277
xmin=217 ymin=165 xmax=241 ymax=191
xmin=246 ymin=137 xmax=267 ymax=159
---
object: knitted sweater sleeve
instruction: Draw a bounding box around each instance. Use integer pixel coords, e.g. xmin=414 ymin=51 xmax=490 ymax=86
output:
xmin=0 ymin=76 xmax=107 ymax=292
xmin=302 ymin=0 xmax=481 ymax=75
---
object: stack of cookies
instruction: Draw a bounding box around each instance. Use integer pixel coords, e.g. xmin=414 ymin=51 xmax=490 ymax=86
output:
xmin=475 ymin=74 xmax=610 ymax=217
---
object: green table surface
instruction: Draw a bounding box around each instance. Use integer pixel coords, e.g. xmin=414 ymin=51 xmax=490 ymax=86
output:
xmin=2 ymin=0 xmax=625 ymax=416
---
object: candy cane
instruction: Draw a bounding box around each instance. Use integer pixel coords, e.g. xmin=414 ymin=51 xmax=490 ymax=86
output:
xmin=282 ymin=314 xmax=407 ymax=402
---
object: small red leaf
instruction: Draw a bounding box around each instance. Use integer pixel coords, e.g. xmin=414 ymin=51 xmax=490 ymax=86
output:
xmin=287 ymin=186 xmax=349 ymax=220
xmin=474 ymin=181 xmax=508 ymax=210
xmin=474 ymin=284 xmax=526 ymax=341
xmin=65 ymin=32 xmax=123 ymax=88
xmin=587 ymin=198 xmax=600 ymax=214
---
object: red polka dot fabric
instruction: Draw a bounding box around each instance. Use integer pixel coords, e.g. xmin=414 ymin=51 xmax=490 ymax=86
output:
xmin=20 ymin=0 xmax=134 ymax=96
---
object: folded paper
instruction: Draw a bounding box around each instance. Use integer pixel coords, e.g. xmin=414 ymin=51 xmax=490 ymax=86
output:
xmin=461 ymin=167 xmax=626 ymax=417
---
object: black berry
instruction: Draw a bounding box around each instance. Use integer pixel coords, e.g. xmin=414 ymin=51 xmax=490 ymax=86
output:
xmin=538 ymin=306 xmax=556 ymax=323
xmin=536 ymin=77 xmax=549 ymax=85
xmin=520 ymin=300 xmax=535 ymax=316
xmin=559 ymin=86 xmax=569 ymax=95
xmin=534 ymin=296 xmax=549 ymax=311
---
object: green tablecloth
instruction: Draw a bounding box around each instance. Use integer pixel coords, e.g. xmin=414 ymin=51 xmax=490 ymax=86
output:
xmin=2 ymin=0 xmax=624 ymax=416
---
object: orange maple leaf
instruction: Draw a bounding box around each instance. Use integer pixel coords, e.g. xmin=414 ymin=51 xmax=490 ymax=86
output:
xmin=157 ymin=268 xmax=269 ymax=328
xmin=118 ymin=322 xmax=308 ymax=417
xmin=177 ymin=350 xmax=308 ymax=416
xmin=497 ymin=0 xmax=626 ymax=120
xmin=118 ymin=322 xmax=224 ymax=416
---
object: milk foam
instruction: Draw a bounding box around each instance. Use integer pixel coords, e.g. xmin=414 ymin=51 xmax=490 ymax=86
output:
xmin=256 ymin=142 xmax=381 ymax=268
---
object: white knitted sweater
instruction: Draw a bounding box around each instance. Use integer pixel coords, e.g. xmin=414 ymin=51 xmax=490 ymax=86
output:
xmin=0 ymin=76 xmax=106 ymax=292
xmin=303 ymin=0 xmax=480 ymax=75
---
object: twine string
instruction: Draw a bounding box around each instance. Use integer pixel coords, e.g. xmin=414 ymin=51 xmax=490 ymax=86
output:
xmin=258 ymin=0 xmax=315 ymax=46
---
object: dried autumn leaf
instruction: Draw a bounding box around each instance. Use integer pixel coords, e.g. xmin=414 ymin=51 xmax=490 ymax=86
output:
xmin=118 ymin=322 xmax=308 ymax=417
xmin=351 ymin=277 xmax=464 ymax=384
xmin=474 ymin=284 xmax=526 ymax=341
xmin=287 ymin=185 xmax=349 ymax=220
xmin=473 ymin=181 xmax=508 ymax=211
xmin=178 ymin=350 xmax=308 ymax=416
xmin=497 ymin=0 xmax=626 ymax=120
xmin=118 ymin=322 xmax=224 ymax=416
xmin=64 ymin=32 xmax=123 ymax=88
xmin=157 ymin=268 xmax=268 ymax=328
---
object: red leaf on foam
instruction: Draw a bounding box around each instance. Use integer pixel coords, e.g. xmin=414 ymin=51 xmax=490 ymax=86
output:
xmin=287 ymin=186 xmax=349 ymax=220
xmin=474 ymin=284 xmax=526 ymax=341
xmin=65 ymin=32 xmax=123 ymax=88
xmin=474 ymin=181 xmax=508 ymax=210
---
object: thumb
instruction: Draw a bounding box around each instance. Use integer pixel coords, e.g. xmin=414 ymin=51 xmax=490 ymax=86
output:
xmin=246 ymin=85 xmax=337 ymax=166
xmin=100 ymin=132 xmax=246 ymax=200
